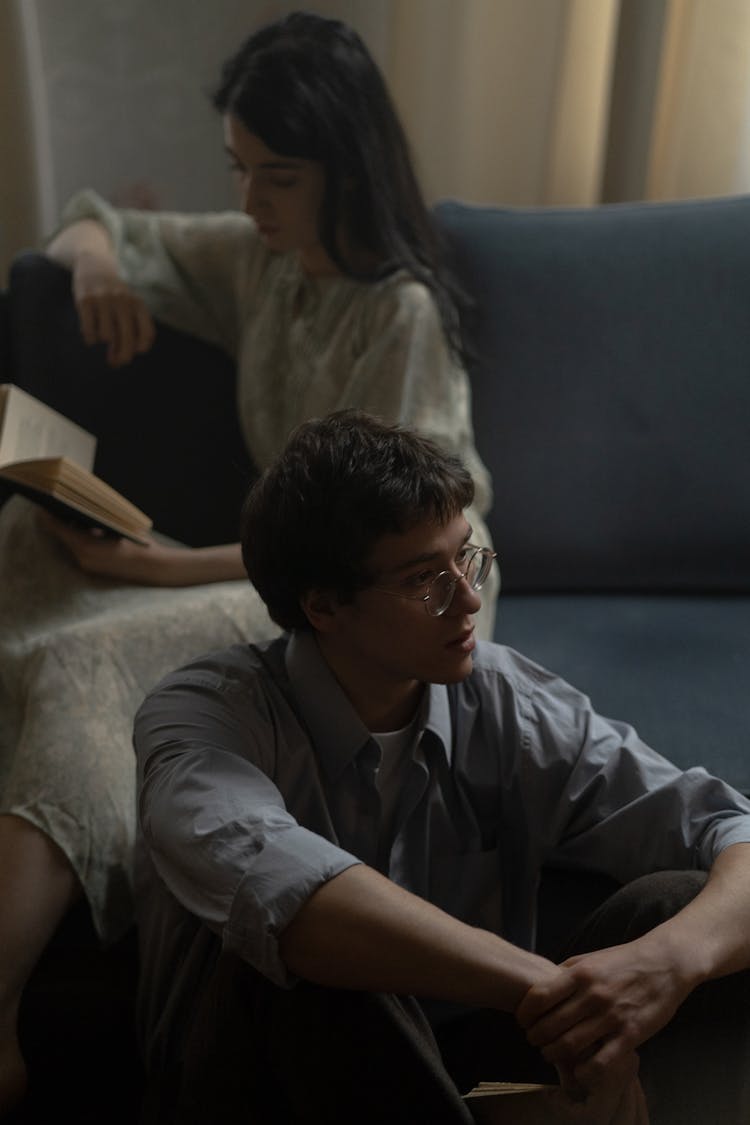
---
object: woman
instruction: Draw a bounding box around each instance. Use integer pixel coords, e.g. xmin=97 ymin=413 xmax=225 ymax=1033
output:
xmin=0 ymin=11 xmax=497 ymax=1112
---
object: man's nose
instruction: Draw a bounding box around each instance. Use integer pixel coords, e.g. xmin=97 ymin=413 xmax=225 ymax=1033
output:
xmin=448 ymin=574 xmax=482 ymax=615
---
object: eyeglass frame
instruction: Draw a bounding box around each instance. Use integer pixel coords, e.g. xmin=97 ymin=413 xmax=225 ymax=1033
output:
xmin=368 ymin=544 xmax=497 ymax=617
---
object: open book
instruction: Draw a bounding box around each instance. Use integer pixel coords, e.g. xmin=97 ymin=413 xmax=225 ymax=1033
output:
xmin=464 ymin=1082 xmax=559 ymax=1124
xmin=0 ymin=384 xmax=152 ymax=544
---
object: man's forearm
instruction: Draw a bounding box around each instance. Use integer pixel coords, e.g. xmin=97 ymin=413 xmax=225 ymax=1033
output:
xmin=516 ymin=842 xmax=750 ymax=1087
xmin=644 ymin=841 xmax=750 ymax=985
xmin=278 ymin=863 xmax=560 ymax=1012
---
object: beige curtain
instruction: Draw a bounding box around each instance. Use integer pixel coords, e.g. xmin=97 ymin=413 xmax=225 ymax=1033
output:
xmin=646 ymin=0 xmax=750 ymax=201
xmin=384 ymin=0 xmax=621 ymax=207
xmin=0 ymin=0 xmax=48 ymax=279
xmin=382 ymin=0 xmax=750 ymax=208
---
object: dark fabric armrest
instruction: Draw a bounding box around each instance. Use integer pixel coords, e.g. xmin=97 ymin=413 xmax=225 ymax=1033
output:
xmin=6 ymin=252 xmax=256 ymax=546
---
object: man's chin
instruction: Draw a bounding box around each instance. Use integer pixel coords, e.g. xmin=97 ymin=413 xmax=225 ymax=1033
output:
xmin=435 ymin=653 xmax=474 ymax=685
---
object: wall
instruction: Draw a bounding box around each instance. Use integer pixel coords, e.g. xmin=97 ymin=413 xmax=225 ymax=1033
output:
xmin=0 ymin=0 xmax=595 ymax=281
xmin=0 ymin=1 xmax=40 ymax=278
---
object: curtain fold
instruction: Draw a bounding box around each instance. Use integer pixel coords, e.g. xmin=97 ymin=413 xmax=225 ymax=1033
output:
xmin=385 ymin=0 xmax=750 ymax=207
xmin=646 ymin=0 xmax=750 ymax=201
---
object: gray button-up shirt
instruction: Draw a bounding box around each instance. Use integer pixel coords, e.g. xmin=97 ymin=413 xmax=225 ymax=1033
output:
xmin=134 ymin=632 xmax=750 ymax=1057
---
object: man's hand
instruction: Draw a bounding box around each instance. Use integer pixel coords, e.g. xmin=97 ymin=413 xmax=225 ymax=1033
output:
xmin=547 ymin=1052 xmax=649 ymax=1123
xmin=72 ymin=252 xmax=155 ymax=367
xmin=516 ymin=937 xmax=692 ymax=1088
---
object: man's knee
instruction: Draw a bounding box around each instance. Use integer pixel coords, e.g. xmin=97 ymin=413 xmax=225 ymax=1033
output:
xmin=569 ymin=869 xmax=707 ymax=954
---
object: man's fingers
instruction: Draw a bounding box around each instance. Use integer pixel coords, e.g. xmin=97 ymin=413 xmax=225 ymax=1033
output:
xmin=555 ymin=1062 xmax=588 ymax=1101
xmin=541 ymin=1020 xmax=614 ymax=1068
xmin=544 ymin=1069 xmax=649 ymax=1125
xmin=571 ymin=1035 xmax=638 ymax=1090
xmin=583 ymin=1053 xmax=649 ymax=1124
xmin=516 ymin=973 xmax=578 ymax=1028
xmin=527 ymin=991 xmax=608 ymax=1048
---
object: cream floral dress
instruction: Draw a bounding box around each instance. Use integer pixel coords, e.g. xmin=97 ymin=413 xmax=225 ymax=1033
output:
xmin=0 ymin=190 xmax=498 ymax=943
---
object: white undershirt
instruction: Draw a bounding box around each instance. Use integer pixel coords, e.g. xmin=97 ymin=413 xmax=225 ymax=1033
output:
xmin=371 ymin=715 xmax=420 ymax=854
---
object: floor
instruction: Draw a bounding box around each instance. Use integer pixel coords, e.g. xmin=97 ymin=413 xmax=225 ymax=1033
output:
xmin=8 ymin=905 xmax=143 ymax=1124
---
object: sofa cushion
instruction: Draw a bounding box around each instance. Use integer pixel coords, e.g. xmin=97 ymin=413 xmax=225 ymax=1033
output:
xmin=496 ymin=591 xmax=750 ymax=795
xmin=6 ymin=252 xmax=256 ymax=547
xmin=435 ymin=197 xmax=750 ymax=593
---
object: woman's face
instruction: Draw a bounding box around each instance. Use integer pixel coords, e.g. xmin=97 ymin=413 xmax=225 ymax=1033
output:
xmin=223 ymin=115 xmax=336 ymax=275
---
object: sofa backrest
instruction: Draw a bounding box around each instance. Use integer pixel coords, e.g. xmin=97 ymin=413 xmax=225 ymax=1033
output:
xmin=435 ymin=196 xmax=750 ymax=593
xmin=4 ymin=252 xmax=255 ymax=547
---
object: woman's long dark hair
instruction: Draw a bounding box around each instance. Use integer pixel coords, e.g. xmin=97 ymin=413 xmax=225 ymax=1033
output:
xmin=212 ymin=10 xmax=466 ymax=356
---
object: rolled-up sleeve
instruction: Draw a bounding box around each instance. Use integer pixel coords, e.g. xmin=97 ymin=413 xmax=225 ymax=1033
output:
xmin=505 ymin=654 xmax=750 ymax=880
xmin=134 ymin=668 xmax=361 ymax=987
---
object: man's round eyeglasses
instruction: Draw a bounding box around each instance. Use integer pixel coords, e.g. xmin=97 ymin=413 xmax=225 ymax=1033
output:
xmin=371 ymin=545 xmax=497 ymax=617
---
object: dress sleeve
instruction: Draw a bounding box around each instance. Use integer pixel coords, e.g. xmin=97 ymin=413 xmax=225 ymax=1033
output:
xmin=134 ymin=665 xmax=361 ymax=987
xmin=58 ymin=188 xmax=268 ymax=355
xmin=347 ymin=277 xmax=493 ymax=519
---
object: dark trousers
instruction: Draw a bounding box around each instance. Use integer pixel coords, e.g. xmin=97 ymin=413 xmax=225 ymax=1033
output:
xmin=143 ymin=871 xmax=750 ymax=1125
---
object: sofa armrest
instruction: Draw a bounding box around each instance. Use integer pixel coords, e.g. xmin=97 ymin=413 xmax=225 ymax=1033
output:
xmin=6 ymin=252 xmax=255 ymax=546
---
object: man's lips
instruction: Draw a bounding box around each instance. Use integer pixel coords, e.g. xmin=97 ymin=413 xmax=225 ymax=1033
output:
xmin=447 ymin=627 xmax=475 ymax=652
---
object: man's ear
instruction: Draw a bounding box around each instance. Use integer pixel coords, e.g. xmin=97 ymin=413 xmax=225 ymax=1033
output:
xmin=300 ymin=588 xmax=339 ymax=632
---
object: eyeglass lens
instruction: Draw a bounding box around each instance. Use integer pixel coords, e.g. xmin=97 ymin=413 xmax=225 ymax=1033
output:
xmin=428 ymin=550 xmax=491 ymax=615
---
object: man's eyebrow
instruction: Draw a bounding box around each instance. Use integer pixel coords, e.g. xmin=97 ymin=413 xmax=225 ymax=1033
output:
xmin=389 ymin=527 xmax=473 ymax=574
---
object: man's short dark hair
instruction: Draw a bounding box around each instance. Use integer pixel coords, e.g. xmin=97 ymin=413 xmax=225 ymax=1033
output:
xmin=241 ymin=410 xmax=475 ymax=631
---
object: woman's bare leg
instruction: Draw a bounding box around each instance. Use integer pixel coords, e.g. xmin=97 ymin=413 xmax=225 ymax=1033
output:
xmin=0 ymin=814 xmax=80 ymax=1115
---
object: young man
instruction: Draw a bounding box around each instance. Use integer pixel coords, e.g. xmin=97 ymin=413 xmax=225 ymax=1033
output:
xmin=134 ymin=411 xmax=750 ymax=1125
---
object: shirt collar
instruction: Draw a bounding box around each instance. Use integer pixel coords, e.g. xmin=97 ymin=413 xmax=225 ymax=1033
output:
xmin=285 ymin=631 xmax=370 ymax=781
xmin=422 ymin=681 xmax=454 ymax=766
xmin=285 ymin=631 xmax=455 ymax=777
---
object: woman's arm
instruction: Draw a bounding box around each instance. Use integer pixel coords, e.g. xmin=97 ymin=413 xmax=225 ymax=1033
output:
xmin=41 ymin=515 xmax=245 ymax=585
xmin=46 ymin=218 xmax=156 ymax=367
xmin=49 ymin=189 xmax=261 ymax=358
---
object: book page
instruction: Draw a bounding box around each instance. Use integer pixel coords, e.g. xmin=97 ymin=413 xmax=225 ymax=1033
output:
xmin=465 ymin=1083 xmax=560 ymax=1124
xmin=0 ymin=384 xmax=96 ymax=471
xmin=0 ymin=457 xmax=152 ymax=544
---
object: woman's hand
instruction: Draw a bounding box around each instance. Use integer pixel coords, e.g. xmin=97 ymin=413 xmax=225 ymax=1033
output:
xmin=40 ymin=513 xmax=246 ymax=586
xmin=46 ymin=218 xmax=155 ymax=367
xmin=72 ymin=252 xmax=155 ymax=367
xmin=41 ymin=515 xmax=177 ymax=584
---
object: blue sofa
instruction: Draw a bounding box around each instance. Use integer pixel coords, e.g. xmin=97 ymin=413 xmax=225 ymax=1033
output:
xmin=2 ymin=193 xmax=750 ymax=1121
xmin=437 ymin=195 xmax=750 ymax=798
